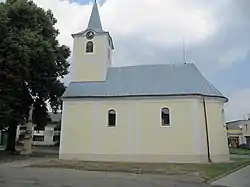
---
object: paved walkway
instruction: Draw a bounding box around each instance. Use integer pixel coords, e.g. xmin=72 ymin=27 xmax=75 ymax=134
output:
xmin=0 ymin=159 xmax=220 ymax=187
xmin=0 ymin=157 xmax=51 ymax=168
xmin=211 ymin=165 xmax=250 ymax=187
xmin=0 ymin=167 xmax=219 ymax=187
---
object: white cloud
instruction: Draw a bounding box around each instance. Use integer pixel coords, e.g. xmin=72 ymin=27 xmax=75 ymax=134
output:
xmin=225 ymin=88 xmax=250 ymax=121
xmin=32 ymin=0 xmax=217 ymax=49
xmin=30 ymin=0 xmax=250 ymax=121
xmin=2 ymin=0 xmax=250 ymax=120
xmin=218 ymin=45 xmax=249 ymax=67
xmin=32 ymin=0 xmax=92 ymax=48
xmin=30 ymin=0 xmax=250 ymax=69
xmin=101 ymin=0 xmax=216 ymax=46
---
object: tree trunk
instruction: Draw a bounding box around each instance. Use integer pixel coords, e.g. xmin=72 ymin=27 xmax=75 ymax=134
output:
xmin=20 ymin=122 xmax=33 ymax=155
xmin=21 ymin=104 xmax=33 ymax=155
xmin=5 ymin=123 xmax=17 ymax=152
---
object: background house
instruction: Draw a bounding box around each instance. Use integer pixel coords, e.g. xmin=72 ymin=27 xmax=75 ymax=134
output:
xmin=17 ymin=112 xmax=61 ymax=146
xmin=226 ymin=119 xmax=250 ymax=148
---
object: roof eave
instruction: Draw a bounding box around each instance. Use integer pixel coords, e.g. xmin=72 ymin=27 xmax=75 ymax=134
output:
xmin=62 ymin=93 xmax=228 ymax=102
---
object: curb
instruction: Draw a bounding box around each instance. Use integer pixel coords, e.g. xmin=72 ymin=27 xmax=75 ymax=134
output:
xmin=207 ymin=163 xmax=250 ymax=184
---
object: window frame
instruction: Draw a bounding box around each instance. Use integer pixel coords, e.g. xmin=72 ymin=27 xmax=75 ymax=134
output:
xmin=33 ymin=135 xmax=44 ymax=142
xmin=53 ymin=135 xmax=60 ymax=142
xmin=34 ymin=126 xmax=45 ymax=131
xmin=228 ymin=136 xmax=240 ymax=148
xmin=161 ymin=107 xmax=171 ymax=127
xmin=108 ymin=109 xmax=116 ymax=127
xmin=86 ymin=41 xmax=94 ymax=53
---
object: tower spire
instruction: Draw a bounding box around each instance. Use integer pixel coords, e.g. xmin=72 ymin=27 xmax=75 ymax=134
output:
xmin=87 ymin=0 xmax=103 ymax=31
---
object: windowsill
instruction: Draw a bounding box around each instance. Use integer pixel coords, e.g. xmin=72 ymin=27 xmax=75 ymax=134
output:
xmin=161 ymin=125 xmax=171 ymax=128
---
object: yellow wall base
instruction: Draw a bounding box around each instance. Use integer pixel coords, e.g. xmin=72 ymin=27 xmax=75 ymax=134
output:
xmin=59 ymin=153 xmax=230 ymax=163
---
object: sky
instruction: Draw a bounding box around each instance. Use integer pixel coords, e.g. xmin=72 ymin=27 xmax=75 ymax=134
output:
xmin=1 ymin=0 xmax=250 ymax=121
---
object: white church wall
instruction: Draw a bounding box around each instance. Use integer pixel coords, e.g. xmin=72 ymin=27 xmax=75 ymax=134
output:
xmin=200 ymin=100 xmax=230 ymax=162
xmin=72 ymin=34 xmax=111 ymax=82
xmin=59 ymin=96 xmax=229 ymax=163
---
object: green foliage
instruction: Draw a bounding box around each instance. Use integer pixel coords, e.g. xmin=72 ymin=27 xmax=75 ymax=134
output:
xmin=230 ymin=148 xmax=250 ymax=155
xmin=0 ymin=0 xmax=70 ymax=131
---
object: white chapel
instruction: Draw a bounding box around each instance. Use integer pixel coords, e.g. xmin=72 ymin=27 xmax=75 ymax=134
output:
xmin=59 ymin=1 xmax=230 ymax=163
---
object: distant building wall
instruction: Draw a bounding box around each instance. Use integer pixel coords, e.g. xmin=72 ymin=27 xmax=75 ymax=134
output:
xmin=17 ymin=123 xmax=61 ymax=146
xmin=227 ymin=120 xmax=250 ymax=147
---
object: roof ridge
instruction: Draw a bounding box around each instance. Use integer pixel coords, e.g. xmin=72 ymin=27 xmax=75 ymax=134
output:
xmin=110 ymin=63 xmax=195 ymax=69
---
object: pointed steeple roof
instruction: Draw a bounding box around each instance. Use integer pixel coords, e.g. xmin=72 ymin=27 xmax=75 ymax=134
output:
xmin=72 ymin=0 xmax=114 ymax=49
xmin=87 ymin=0 xmax=103 ymax=32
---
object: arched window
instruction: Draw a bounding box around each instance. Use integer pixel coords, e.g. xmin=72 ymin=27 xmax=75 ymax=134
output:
xmin=86 ymin=41 xmax=93 ymax=53
xmin=161 ymin=108 xmax=170 ymax=126
xmin=108 ymin=109 xmax=116 ymax=127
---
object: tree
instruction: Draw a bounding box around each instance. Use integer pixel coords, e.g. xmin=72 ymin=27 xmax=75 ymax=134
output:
xmin=0 ymin=0 xmax=70 ymax=152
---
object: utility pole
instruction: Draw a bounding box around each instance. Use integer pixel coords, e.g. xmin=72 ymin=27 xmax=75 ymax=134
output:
xmin=182 ymin=36 xmax=186 ymax=64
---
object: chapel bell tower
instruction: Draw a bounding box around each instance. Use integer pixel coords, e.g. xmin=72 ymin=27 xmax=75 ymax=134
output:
xmin=71 ymin=0 xmax=114 ymax=82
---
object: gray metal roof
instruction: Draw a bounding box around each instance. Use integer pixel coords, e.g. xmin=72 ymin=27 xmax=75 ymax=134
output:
xmin=63 ymin=63 xmax=227 ymax=101
xmin=226 ymin=120 xmax=250 ymax=130
xmin=226 ymin=123 xmax=241 ymax=130
xmin=87 ymin=1 xmax=103 ymax=32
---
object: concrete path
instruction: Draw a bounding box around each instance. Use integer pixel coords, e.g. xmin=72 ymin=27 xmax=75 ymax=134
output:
xmin=211 ymin=165 xmax=250 ymax=187
xmin=0 ymin=157 xmax=51 ymax=168
xmin=0 ymin=159 xmax=221 ymax=187
xmin=0 ymin=167 xmax=219 ymax=187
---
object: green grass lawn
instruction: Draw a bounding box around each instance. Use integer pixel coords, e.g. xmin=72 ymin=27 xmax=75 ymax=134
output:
xmin=31 ymin=158 xmax=250 ymax=181
xmin=182 ymin=158 xmax=250 ymax=180
xmin=230 ymin=148 xmax=250 ymax=155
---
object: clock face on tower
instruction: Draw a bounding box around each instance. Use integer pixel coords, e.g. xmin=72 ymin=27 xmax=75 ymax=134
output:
xmin=86 ymin=31 xmax=95 ymax=40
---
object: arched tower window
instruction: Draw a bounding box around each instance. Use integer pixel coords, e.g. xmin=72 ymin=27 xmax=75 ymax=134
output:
xmin=161 ymin=108 xmax=170 ymax=126
xmin=108 ymin=109 xmax=116 ymax=127
xmin=86 ymin=41 xmax=93 ymax=53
